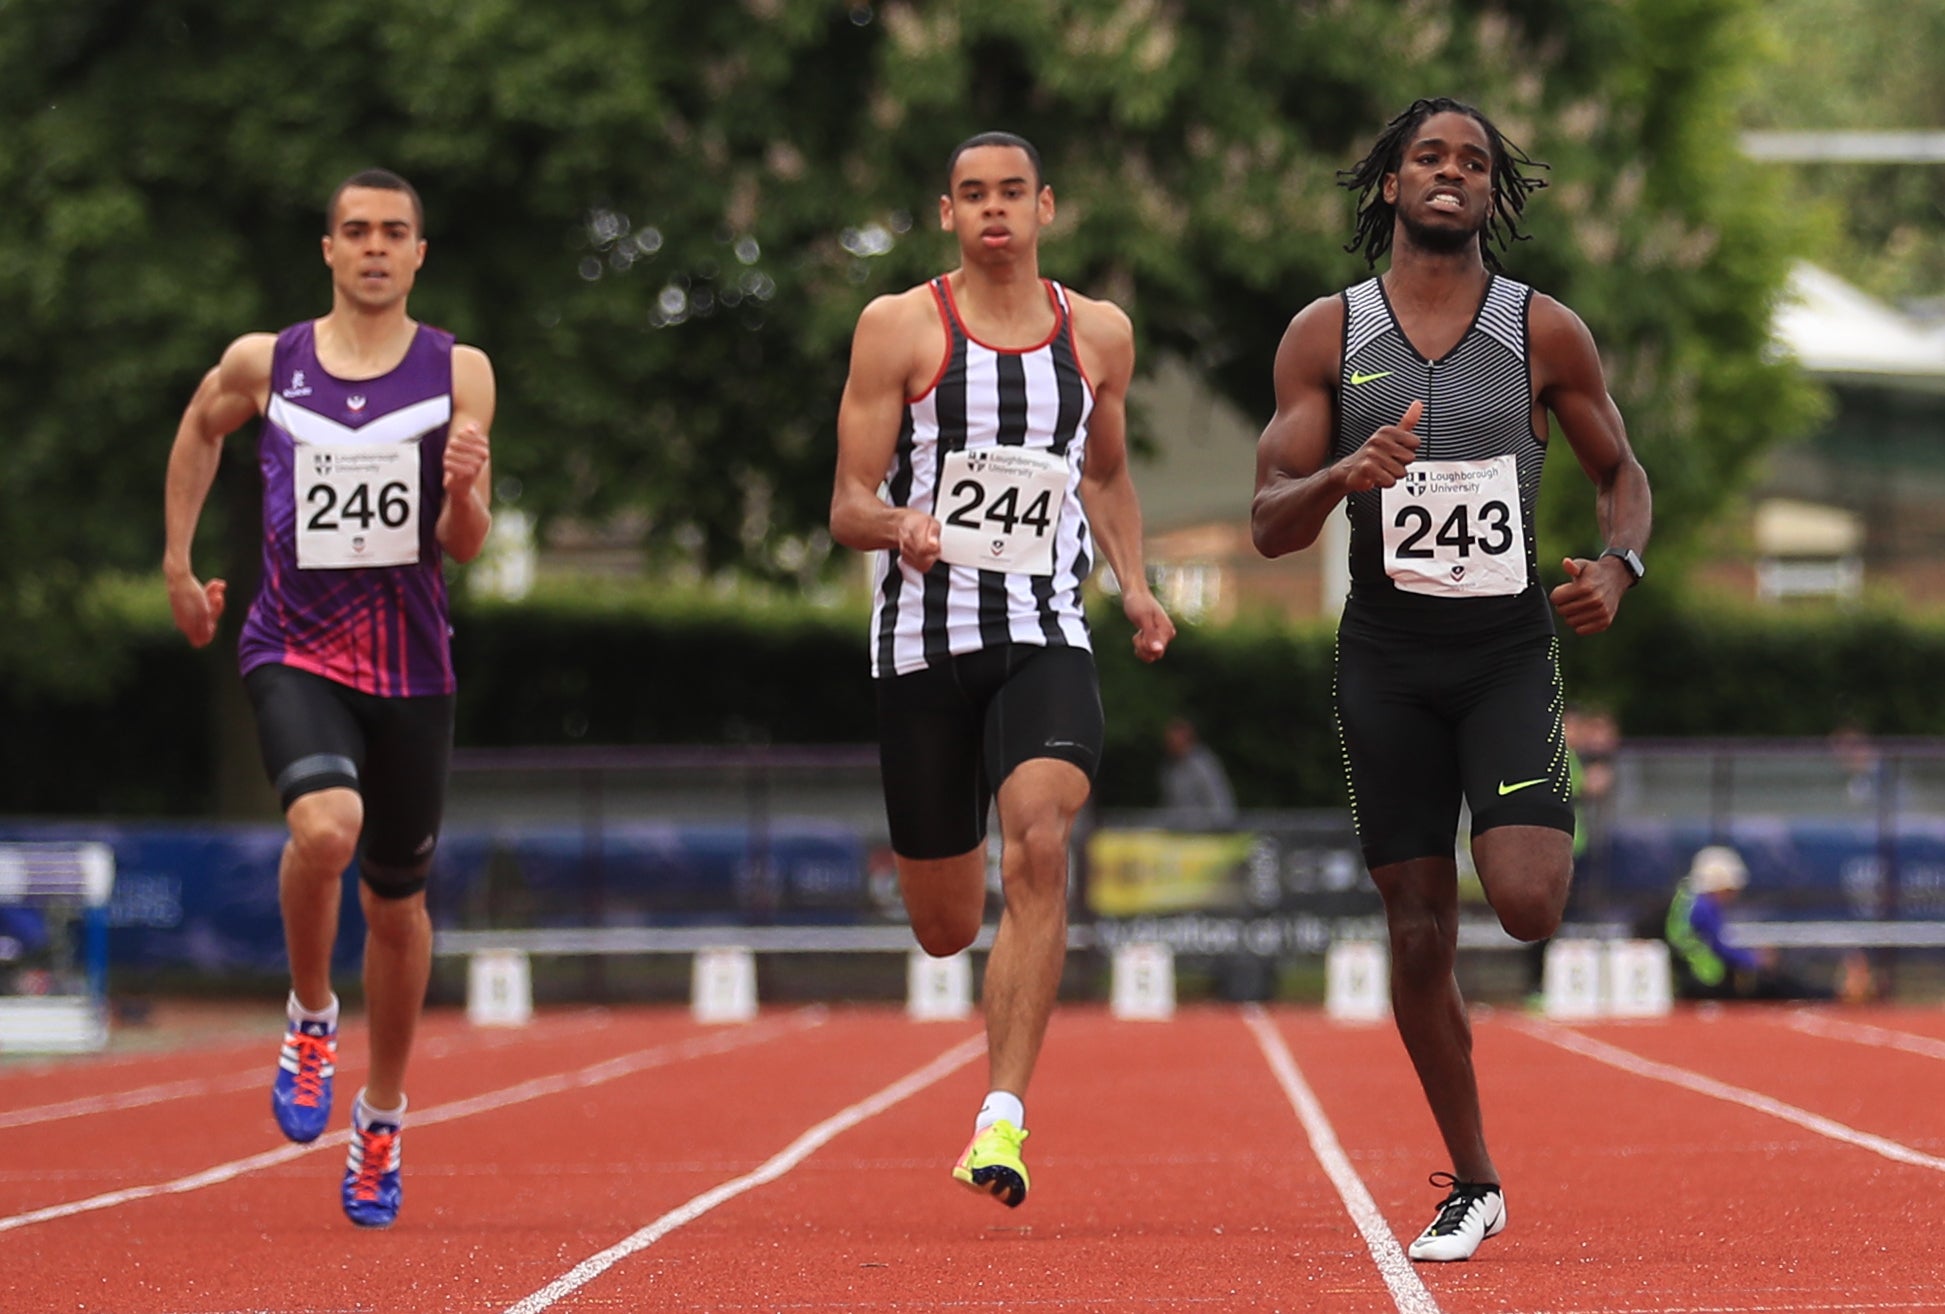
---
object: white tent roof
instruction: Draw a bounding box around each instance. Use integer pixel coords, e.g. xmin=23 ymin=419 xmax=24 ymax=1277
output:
xmin=1774 ymin=261 xmax=1945 ymax=383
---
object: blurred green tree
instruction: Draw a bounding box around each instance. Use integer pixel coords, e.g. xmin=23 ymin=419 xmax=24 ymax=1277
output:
xmin=1740 ymin=0 xmax=1945 ymax=309
xmin=0 ymin=0 xmax=1817 ymax=700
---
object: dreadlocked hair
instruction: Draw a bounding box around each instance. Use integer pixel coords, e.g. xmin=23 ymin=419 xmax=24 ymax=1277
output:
xmin=1338 ymin=97 xmax=1548 ymax=271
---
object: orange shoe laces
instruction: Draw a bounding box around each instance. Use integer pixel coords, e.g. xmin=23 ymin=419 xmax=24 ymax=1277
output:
xmin=288 ymin=1032 xmax=333 ymax=1109
xmin=351 ymin=1128 xmax=397 ymax=1202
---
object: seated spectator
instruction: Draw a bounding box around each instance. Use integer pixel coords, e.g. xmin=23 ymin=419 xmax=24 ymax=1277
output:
xmin=1661 ymin=845 xmax=1862 ymax=1002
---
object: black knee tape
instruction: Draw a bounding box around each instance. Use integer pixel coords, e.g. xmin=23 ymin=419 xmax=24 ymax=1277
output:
xmin=275 ymin=753 xmax=359 ymax=811
xmin=359 ymin=857 xmax=430 ymax=901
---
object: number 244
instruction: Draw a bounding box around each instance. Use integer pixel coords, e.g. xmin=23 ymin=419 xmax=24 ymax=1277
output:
xmin=945 ymin=481 xmax=1054 ymax=537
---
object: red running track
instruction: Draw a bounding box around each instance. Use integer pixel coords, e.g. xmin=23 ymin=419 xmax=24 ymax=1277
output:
xmin=3 ymin=1001 xmax=1942 ymax=1313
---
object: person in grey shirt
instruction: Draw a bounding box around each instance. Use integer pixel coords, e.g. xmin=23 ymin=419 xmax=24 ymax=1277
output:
xmin=1159 ymin=717 xmax=1237 ymax=827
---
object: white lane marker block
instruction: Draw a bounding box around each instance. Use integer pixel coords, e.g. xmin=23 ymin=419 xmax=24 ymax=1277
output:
xmin=1543 ymin=939 xmax=1606 ymax=1019
xmin=691 ymin=947 xmax=758 ymax=1024
xmin=906 ymin=949 xmax=973 ymax=1021
xmin=466 ymin=950 xmax=534 ymax=1028
xmin=1605 ymin=939 xmax=1673 ymax=1018
xmin=1325 ymin=939 xmax=1390 ymax=1023
xmin=1110 ymin=942 xmax=1176 ymax=1021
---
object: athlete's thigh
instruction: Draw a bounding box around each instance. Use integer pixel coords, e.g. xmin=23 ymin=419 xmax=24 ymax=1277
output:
xmin=982 ymin=644 xmax=1103 ymax=793
xmin=354 ymin=693 xmax=455 ymax=868
xmin=876 ymin=659 xmax=990 ymax=860
xmin=1334 ymin=627 xmax=1462 ymax=868
xmin=1455 ymin=631 xmax=1573 ymax=837
xmin=243 ymin=663 xmax=366 ymax=810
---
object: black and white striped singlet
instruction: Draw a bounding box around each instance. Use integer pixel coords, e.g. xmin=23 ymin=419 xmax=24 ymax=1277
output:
xmin=869 ymin=277 xmax=1096 ymax=678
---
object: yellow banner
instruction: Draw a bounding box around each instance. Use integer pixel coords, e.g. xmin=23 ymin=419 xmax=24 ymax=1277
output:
xmin=1086 ymin=829 xmax=1256 ymax=918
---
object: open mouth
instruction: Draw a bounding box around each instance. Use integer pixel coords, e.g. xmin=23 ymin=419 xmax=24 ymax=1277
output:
xmin=1426 ymin=190 xmax=1466 ymax=214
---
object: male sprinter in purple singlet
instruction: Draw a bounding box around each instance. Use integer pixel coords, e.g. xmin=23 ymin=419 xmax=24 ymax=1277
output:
xmin=163 ymin=169 xmax=493 ymax=1228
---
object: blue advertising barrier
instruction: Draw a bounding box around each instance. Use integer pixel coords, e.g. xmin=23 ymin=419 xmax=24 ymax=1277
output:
xmin=0 ymin=819 xmax=870 ymax=976
xmin=1601 ymin=817 xmax=1945 ymax=920
xmin=7 ymin=810 xmax=1941 ymax=976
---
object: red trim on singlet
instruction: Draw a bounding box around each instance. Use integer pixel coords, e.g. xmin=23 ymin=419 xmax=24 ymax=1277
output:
xmin=906 ymin=281 xmax=957 ymax=406
xmin=1053 ymin=284 xmax=1096 ymax=398
xmin=938 ymin=275 xmax=1065 ymax=355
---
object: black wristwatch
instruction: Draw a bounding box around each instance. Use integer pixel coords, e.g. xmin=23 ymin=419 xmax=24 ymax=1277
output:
xmin=1600 ymin=546 xmax=1645 ymax=587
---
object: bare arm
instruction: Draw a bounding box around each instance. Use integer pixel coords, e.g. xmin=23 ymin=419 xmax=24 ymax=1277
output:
xmin=830 ymin=290 xmax=945 ymax=570
xmin=1073 ymin=296 xmax=1173 ymax=662
xmin=1534 ymin=295 xmax=1653 ymax=635
xmin=1250 ymin=297 xmax=1426 ymax=558
xmin=163 ymin=334 xmax=272 ymax=647
xmin=437 ymin=344 xmax=495 ymax=563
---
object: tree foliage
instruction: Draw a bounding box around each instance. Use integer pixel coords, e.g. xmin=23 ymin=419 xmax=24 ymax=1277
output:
xmin=1740 ymin=0 xmax=1945 ymax=310
xmin=0 ymin=0 xmax=1817 ymax=694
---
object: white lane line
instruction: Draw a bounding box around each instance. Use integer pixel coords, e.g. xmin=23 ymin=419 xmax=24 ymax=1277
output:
xmin=1517 ymin=1020 xmax=1945 ymax=1173
xmin=1242 ymin=1006 xmax=1441 ymax=1314
xmin=0 ymin=1072 xmax=262 ymax=1130
xmin=1784 ymin=1010 xmax=1945 ymax=1062
xmin=0 ymin=1009 xmax=826 ymax=1235
xmin=503 ymin=1032 xmax=987 ymax=1314
xmin=0 ymin=1009 xmax=617 ymax=1132
xmin=1523 ymin=1303 xmax=1941 ymax=1313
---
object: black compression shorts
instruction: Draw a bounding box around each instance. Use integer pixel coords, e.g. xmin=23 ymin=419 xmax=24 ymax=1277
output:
xmin=1334 ymin=619 xmax=1574 ymax=869
xmin=875 ymin=643 xmax=1103 ymax=861
xmin=243 ymin=663 xmax=454 ymax=873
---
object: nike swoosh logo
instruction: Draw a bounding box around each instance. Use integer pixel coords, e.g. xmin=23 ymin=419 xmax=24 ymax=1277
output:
xmin=1349 ymin=371 xmax=1394 ymax=386
xmin=1497 ymin=778 xmax=1549 ymax=796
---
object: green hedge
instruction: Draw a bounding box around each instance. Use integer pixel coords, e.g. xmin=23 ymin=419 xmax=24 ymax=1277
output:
xmin=10 ymin=582 xmax=1945 ymax=817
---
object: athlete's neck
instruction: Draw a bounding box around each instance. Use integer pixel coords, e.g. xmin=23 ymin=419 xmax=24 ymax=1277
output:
xmin=1382 ymin=242 xmax=1491 ymax=314
xmin=946 ymin=265 xmax=1053 ymax=347
xmin=313 ymin=306 xmax=419 ymax=380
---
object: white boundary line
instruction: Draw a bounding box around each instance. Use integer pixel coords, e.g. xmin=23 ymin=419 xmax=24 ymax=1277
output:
xmin=0 ymin=1009 xmax=619 ymax=1133
xmin=0 ymin=1071 xmax=262 ymax=1131
xmin=1784 ymin=1011 xmax=1945 ymax=1062
xmin=1516 ymin=1020 xmax=1945 ymax=1173
xmin=0 ymin=1009 xmax=827 ymax=1235
xmin=502 ymin=1033 xmax=986 ymax=1314
xmin=1242 ymin=1006 xmax=1441 ymax=1314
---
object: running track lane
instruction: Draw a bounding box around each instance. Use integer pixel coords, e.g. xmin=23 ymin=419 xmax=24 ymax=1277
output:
xmin=1276 ymin=1005 xmax=1945 ymax=1312
xmin=500 ymin=1006 xmax=1437 ymax=1314
xmin=0 ymin=1008 xmax=675 ymax=1217
xmin=1 ymin=1007 xmax=852 ymax=1311
xmin=6 ymin=1004 xmax=1940 ymax=1312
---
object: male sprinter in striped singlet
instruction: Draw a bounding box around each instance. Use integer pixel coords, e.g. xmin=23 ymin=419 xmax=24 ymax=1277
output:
xmin=1252 ymin=100 xmax=1652 ymax=1261
xmin=831 ymin=131 xmax=1175 ymax=1208
xmin=163 ymin=169 xmax=493 ymax=1229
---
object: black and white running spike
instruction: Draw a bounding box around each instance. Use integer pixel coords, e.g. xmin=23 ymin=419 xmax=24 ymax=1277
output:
xmin=1407 ymin=1172 xmax=1506 ymax=1262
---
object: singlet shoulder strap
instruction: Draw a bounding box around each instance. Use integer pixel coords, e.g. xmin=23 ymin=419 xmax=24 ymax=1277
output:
xmin=1342 ymin=277 xmax=1391 ymax=359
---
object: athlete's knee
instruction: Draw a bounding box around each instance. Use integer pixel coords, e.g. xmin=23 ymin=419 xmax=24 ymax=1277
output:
xmin=897 ymin=851 xmax=986 ymax=956
xmin=1384 ymin=909 xmax=1457 ymax=982
xmin=1001 ymin=815 xmax=1072 ymax=897
xmin=286 ymin=791 xmax=362 ymax=875
xmin=1473 ymin=833 xmax=1572 ymax=941
xmin=1492 ymin=883 xmax=1567 ymax=942
xmin=909 ymin=908 xmax=981 ymax=958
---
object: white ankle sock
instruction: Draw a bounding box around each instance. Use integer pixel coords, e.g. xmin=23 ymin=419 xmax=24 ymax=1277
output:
xmin=288 ymin=991 xmax=339 ymax=1028
xmin=976 ymin=1091 xmax=1024 ymax=1132
xmin=355 ymin=1089 xmax=407 ymax=1129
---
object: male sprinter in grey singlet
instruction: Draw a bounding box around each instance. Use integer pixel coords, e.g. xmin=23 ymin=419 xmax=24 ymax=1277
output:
xmin=1252 ymin=99 xmax=1652 ymax=1261
xmin=831 ymin=131 xmax=1174 ymax=1209
xmin=163 ymin=169 xmax=494 ymax=1229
